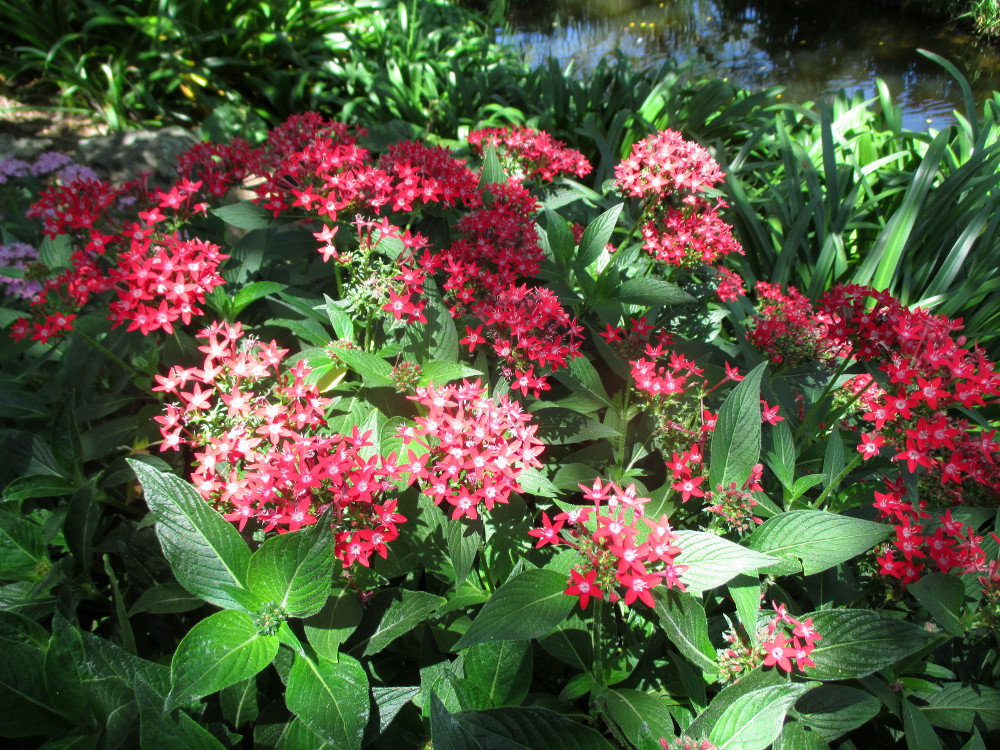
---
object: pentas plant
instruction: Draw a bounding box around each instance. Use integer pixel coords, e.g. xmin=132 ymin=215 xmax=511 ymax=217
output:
xmin=6 ymin=113 xmax=1000 ymax=750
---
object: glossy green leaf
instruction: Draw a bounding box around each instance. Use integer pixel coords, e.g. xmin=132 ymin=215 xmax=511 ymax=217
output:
xmin=454 ymin=568 xmax=576 ymax=650
xmin=674 ymin=530 xmax=777 ymax=594
xmin=804 ymin=609 xmax=936 ymax=680
xmin=304 ymin=584 xmax=364 ymax=660
xmin=350 ymin=589 xmax=445 ymax=657
xmin=709 ymin=362 xmax=766 ymax=491
xmin=128 ymin=460 xmax=254 ymax=611
xmin=577 ymin=202 xmax=623 ymax=269
xmin=907 ymin=573 xmax=966 ymax=637
xmin=921 ymin=682 xmax=1000 ymax=732
xmin=128 ymin=582 xmax=204 ymax=616
xmin=603 ymin=688 xmax=678 ymax=750
xmin=708 ymin=682 xmax=817 ymax=750
xmin=212 ymin=200 xmax=274 ymax=230
xmin=610 ymin=277 xmax=695 ymax=306
xmin=167 ymin=609 xmax=278 ymax=710
xmin=464 ymin=640 xmax=532 ymax=707
xmin=286 ymin=652 xmax=369 ymax=750
xmin=652 ymin=589 xmax=718 ymax=676
xmin=2 ymin=474 xmax=77 ymax=502
xmin=744 ymin=511 xmax=891 ymax=576
xmin=430 ymin=697 xmax=615 ymax=750
xmin=793 ymin=684 xmax=881 ymax=741
xmin=247 ymin=521 xmax=336 ymax=618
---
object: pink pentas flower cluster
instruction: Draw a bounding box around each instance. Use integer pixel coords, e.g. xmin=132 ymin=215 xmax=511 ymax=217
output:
xmin=396 ymin=379 xmax=545 ymax=520
xmin=660 ymin=738 xmax=716 ymax=750
xmin=717 ymin=602 xmax=822 ymax=681
xmin=468 ymin=126 xmax=592 ymax=183
xmin=530 ymin=478 xmax=688 ymax=610
xmin=154 ymin=321 xmax=405 ymax=568
xmin=612 ymin=128 xmax=744 ymax=301
xmin=107 ymin=231 xmax=227 ymax=335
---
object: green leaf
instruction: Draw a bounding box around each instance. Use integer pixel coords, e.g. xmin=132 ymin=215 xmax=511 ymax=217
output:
xmin=128 ymin=582 xmax=204 ymax=616
xmin=516 ymin=467 xmax=560 ymax=498
xmin=2 ymin=474 xmax=77 ymax=502
xmin=652 ymin=589 xmax=719 ymax=676
xmin=803 ymin=609 xmax=937 ymax=680
xmin=907 ymin=573 xmax=966 ymax=637
xmin=454 ymin=568 xmax=576 ymax=650
xmin=303 ymin=584 xmax=363 ymax=661
xmin=610 ymin=277 xmax=696 ymax=306
xmin=286 ymin=652 xmax=369 ymax=750
xmin=136 ymin=680 xmax=226 ymax=750
xmin=603 ymin=688 xmax=678 ymax=750
xmin=903 ymin=696 xmax=942 ymax=750
xmin=480 ymin=143 xmax=506 ymax=186
xmin=330 ymin=346 xmax=395 ymax=387
xmin=744 ymin=511 xmax=891 ymax=576
xmin=820 ymin=428 xmax=844 ymax=493
xmin=430 ymin=699 xmax=615 ymax=750
xmin=673 ymin=530 xmax=777 ymax=594
xmin=578 ymin=202 xmax=624 ymax=269
xmin=554 ymin=355 xmax=612 ymax=407
xmin=167 ymin=609 xmax=278 ymax=710
xmin=464 ymin=640 xmax=532 ymax=708
xmin=219 ymin=676 xmax=259 ymax=730
xmin=421 ymin=361 xmax=483 ymax=386
xmin=128 ymin=460 xmax=254 ymax=611
xmin=772 ymin=721 xmax=831 ymax=750
xmin=0 ymin=511 xmax=46 ymax=580
xmin=212 ymin=201 xmax=275 ymax=230
xmin=247 ymin=521 xmax=336 ymax=618
xmin=447 ymin=520 xmax=481 ymax=587
xmin=230 ymin=281 xmax=286 ymax=318
xmin=709 ymin=363 xmax=766 ymax=491
xmin=708 ymin=682 xmax=817 ymax=750
xmin=921 ymin=682 xmax=1000 ymax=732
xmin=765 ymin=420 xmax=796 ymax=491
xmin=350 ymin=589 xmax=445 ymax=657
xmin=794 ymin=685 xmax=882 ymax=742
xmin=728 ymin=574 xmax=762 ymax=640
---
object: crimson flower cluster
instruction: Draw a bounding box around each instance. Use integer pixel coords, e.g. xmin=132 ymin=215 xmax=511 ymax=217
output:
xmin=873 ymin=480 xmax=986 ymax=586
xmin=717 ymin=603 xmax=822 ymax=682
xmin=154 ymin=321 xmax=405 ymax=569
xmin=613 ymin=128 xmax=744 ymax=275
xmin=468 ymin=126 xmax=592 ymax=183
xmin=747 ymin=281 xmax=849 ymax=368
xmin=530 ymin=478 xmax=688 ymax=610
xmin=396 ymin=380 xmax=545 ymax=520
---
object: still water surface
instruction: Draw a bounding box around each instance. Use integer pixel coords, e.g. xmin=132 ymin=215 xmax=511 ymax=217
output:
xmin=499 ymin=0 xmax=1000 ymax=131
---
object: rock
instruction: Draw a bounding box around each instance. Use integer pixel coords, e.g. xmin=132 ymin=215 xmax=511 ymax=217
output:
xmin=75 ymin=127 xmax=200 ymax=186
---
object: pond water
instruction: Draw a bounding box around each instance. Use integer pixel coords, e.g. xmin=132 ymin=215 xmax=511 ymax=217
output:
xmin=498 ymin=0 xmax=1000 ymax=131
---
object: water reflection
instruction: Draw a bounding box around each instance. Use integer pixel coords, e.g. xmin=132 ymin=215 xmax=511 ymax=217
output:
xmin=499 ymin=0 xmax=1000 ymax=130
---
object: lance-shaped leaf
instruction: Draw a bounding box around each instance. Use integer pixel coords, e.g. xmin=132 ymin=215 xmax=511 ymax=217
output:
xmin=652 ymin=589 xmax=719 ymax=676
xmin=128 ymin=459 xmax=254 ymax=611
xmin=744 ymin=511 xmax=891 ymax=576
xmin=710 ymin=363 xmax=767 ymax=491
xmin=708 ymin=682 xmax=817 ymax=750
xmin=674 ymin=530 xmax=777 ymax=594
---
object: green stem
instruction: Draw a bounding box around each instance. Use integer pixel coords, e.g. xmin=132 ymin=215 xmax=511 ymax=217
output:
xmin=71 ymin=328 xmax=141 ymax=379
xmin=794 ymin=355 xmax=855 ymax=444
xmin=813 ymin=450 xmax=865 ymax=509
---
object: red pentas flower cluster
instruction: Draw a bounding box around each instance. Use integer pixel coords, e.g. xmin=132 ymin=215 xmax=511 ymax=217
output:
xmin=873 ymin=481 xmax=987 ymax=586
xmin=613 ymin=128 xmax=744 ymax=280
xmin=716 ymin=602 xmax=822 ymax=682
xmin=396 ymin=379 xmax=545 ymax=520
xmin=154 ymin=321 xmax=405 ymax=569
xmin=468 ymin=126 xmax=592 ymax=183
xmin=747 ymin=281 xmax=849 ymax=368
xmin=460 ymin=284 xmax=584 ymax=397
xmin=530 ymin=478 xmax=688 ymax=610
